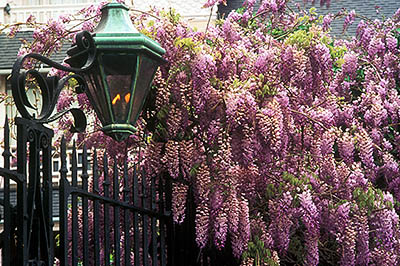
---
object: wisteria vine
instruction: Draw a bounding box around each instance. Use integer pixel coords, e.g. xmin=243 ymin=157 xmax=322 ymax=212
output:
xmin=2 ymin=0 xmax=400 ymax=265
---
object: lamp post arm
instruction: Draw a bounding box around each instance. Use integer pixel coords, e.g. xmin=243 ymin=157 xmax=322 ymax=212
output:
xmin=10 ymin=31 xmax=96 ymax=132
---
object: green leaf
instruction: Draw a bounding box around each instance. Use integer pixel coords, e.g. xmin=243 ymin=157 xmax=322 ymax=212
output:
xmin=190 ymin=163 xmax=200 ymax=177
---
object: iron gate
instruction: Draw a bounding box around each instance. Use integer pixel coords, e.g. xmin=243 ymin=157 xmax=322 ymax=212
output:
xmin=0 ymin=117 xmax=174 ymax=265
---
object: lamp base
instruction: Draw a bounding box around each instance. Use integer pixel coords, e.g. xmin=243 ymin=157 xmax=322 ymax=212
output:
xmin=101 ymin=124 xmax=137 ymax=142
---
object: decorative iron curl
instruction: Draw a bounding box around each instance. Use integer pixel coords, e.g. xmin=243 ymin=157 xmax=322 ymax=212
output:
xmin=10 ymin=31 xmax=96 ymax=133
xmin=40 ymin=133 xmax=50 ymax=149
xmin=27 ymin=128 xmax=36 ymax=142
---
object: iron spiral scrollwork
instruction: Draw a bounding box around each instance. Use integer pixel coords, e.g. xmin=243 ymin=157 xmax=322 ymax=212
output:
xmin=10 ymin=31 xmax=96 ymax=131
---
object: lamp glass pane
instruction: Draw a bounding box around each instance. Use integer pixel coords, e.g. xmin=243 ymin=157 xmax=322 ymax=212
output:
xmin=129 ymin=56 xmax=159 ymax=125
xmin=100 ymin=53 xmax=137 ymax=123
xmin=84 ymin=65 xmax=111 ymax=125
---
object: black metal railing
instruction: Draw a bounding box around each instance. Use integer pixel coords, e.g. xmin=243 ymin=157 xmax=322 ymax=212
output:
xmin=0 ymin=116 xmax=173 ymax=266
xmin=57 ymin=138 xmax=173 ymax=266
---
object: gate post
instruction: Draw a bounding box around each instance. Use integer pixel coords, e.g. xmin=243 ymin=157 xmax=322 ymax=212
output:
xmin=2 ymin=117 xmax=12 ymax=266
xmin=15 ymin=117 xmax=54 ymax=265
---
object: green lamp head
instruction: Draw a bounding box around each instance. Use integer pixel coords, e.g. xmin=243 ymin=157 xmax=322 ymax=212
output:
xmin=67 ymin=2 xmax=166 ymax=141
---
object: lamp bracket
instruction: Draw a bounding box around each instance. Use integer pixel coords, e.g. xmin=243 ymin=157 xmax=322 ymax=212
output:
xmin=10 ymin=31 xmax=96 ymax=132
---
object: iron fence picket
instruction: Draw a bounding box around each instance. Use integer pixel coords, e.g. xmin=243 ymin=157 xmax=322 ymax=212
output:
xmin=42 ymin=129 xmax=54 ymax=265
xmin=159 ymin=177 xmax=166 ymax=266
xmin=103 ymin=153 xmax=111 ymax=266
xmin=151 ymin=175 xmax=158 ymax=266
xmin=26 ymin=126 xmax=39 ymax=261
xmin=2 ymin=116 xmax=11 ymax=266
xmin=92 ymin=149 xmax=101 ymax=266
xmin=165 ymin=176 xmax=174 ymax=266
xmin=59 ymin=137 xmax=69 ymax=266
xmin=133 ymin=165 xmax=140 ymax=266
xmin=16 ymin=119 xmax=28 ymax=265
xmin=113 ymin=158 xmax=121 ymax=266
xmin=123 ymin=160 xmax=131 ymax=266
xmin=142 ymin=168 xmax=149 ymax=266
xmin=71 ymin=142 xmax=79 ymax=266
xmin=82 ymin=144 xmax=89 ymax=266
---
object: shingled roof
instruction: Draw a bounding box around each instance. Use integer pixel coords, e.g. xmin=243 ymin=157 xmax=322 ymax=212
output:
xmin=0 ymin=31 xmax=71 ymax=71
xmin=295 ymin=0 xmax=400 ymax=37
xmin=218 ymin=0 xmax=400 ymax=37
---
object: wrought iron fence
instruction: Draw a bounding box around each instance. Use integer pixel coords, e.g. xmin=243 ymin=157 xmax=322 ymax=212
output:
xmin=0 ymin=116 xmax=174 ymax=266
xmin=57 ymin=138 xmax=174 ymax=266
